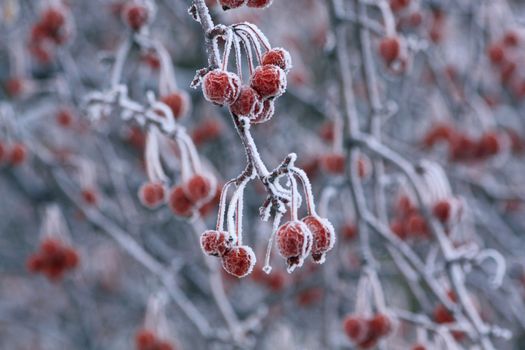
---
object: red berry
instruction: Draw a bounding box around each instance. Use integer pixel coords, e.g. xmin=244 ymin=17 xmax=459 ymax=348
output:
xmin=56 ymin=109 xmax=73 ymax=127
xmin=184 ymin=174 xmax=213 ymax=202
xmin=406 ymin=213 xmax=428 ymax=238
xmin=389 ymin=0 xmax=410 ymax=12
xmin=343 ymin=315 xmax=369 ymax=343
xmin=250 ymin=65 xmax=287 ymax=99
xmin=8 ymin=143 xmax=27 ymax=166
xmin=221 ymin=245 xmax=256 ymax=278
xmin=192 ymin=118 xmax=223 ymax=146
xmin=219 ymin=0 xmax=246 ymax=10
xmin=434 ymin=304 xmax=454 ymax=324
xmin=342 ymin=223 xmax=358 ymax=240
xmin=261 ymin=48 xmax=292 ymax=73
xmin=82 ymin=188 xmax=99 ymax=206
xmin=40 ymin=8 xmax=67 ymax=44
xmin=477 ymin=132 xmax=500 ymax=157
xmin=276 ymin=220 xmax=313 ymax=271
xmin=379 ymin=37 xmax=401 ymax=64
xmin=487 ymin=44 xmax=505 ymax=65
xmin=321 ymin=153 xmax=345 ymax=174
xmin=433 ymin=199 xmax=451 ymax=223
xmin=250 ymin=99 xmax=275 ymax=124
xmin=369 ymin=313 xmax=392 ymax=337
xmin=161 ymin=91 xmax=190 ymax=119
xmin=202 ymin=69 xmax=241 ymax=106
xmin=135 ymin=329 xmax=156 ymax=349
xmin=27 ymin=254 xmax=45 ymax=272
xmin=230 ymin=86 xmax=262 ymax=117
xmin=123 ymin=4 xmax=149 ymax=31
xmin=138 ymin=182 xmax=166 ymax=209
xmin=412 ymin=345 xmax=427 ymax=350
xmin=168 ymin=185 xmax=194 ymax=216
xmin=302 ymin=215 xmax=335 ymax=263
xmin=246 ymin=0 xmax=273 ymax=8
xmin=200 ymin=230 xmax=231 ymax=257
xmin=503 ymin=31 xmax=520 ymax=47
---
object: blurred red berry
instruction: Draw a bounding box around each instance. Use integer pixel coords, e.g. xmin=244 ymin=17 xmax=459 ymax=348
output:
xmin=379 ymin=37 xmax=401 ymax=65
xmin=168 ymin=185 xmax=194 ymax=216
xmin=161 ymin=91 xmax=190 ymax=120
xmin=123 ymin=4 xmax=149 ymax=31
xmin=8 ymin=143 xmax=27 ymax=166
xmin=246 ymin=0 xmax=273 ymax=8
xmin=138 ymin=182 xmax=166 ymax=209
xmin=302 ymin=215 xmax=335 ymax=263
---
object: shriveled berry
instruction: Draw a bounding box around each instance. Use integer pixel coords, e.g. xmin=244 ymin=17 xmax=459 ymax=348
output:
xmin=261 ymin=48 xmax=292 ymax=73
xmin=219 ymin=0 xmax=246 ymax=10
xmin=200 ymin=230 xmax=231 ymax=257
xmin=250 ymin=99 xmax=275 ymax=124
xmin=138 ymin=182 xmax=166 ymax=209
xmin=168 ymin=185 xmax=194 ymax=216
xmin=161 ymin=91 xmax=190 ymax=119
xmin=221 ymin=245 xmax=256 ymax=278
xmin=276 ymin=220 xmax=313 ymax=272
xmin=379 ymin=36 xmax=401 ymax=65
xmin=184 ymin=174 xmax=213 ymax=202
xmin=202 ymin=69 xmax=241 ymax=106
xmin=246 ymin=0 xmax=273 ymax=8
xmin=123 ymin=4 xmax=149 ymax=31
xmin=250 ymin=65 xmax=287 ymax=99
xmin=230 ymin=86 xmax=262 ymax=116
xmin=302 ymin=215 xmax=335 ymax=263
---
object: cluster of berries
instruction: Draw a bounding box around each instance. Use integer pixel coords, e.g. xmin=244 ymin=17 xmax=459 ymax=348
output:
xmin=423 ymin=123 xmax=503 ymax=162
xmin=342 ymin=313 xmax=393 ymax=349
xmin=27 ymin=237 xmax=79 ymax=282
xmin=200 ymin=230 xmax=256 ymax=278
xmin=138 ymin=173 xmax=216 ymax=217
xmin=218 ymin=0 xmax=273 ymax=11
xmin=276 ymin=215 xmax=335 ymax=272
xmin=389 ymin=195 xmax=430 ymax=240
xmin=160 ymin=91 xmax=191 ymax=120
xmin=0 ymin=141 xmax=27 ymax=167
xmin=29 ymin=7 xmax=69 ymax=63
xmin=487 ymin=31 xmax=521 ymax=86
xmin=202 ymin=47 xmax=291 ymax=125
xmin=135 ymin=329 xmax=175 ymax=350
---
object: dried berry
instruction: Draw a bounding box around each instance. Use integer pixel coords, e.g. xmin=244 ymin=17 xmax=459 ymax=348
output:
xmin=250 ymin=65 xmax=287 ymax=99
xmin=276 ymin=220 xmax=313 ymax=272
xmin=221 ymin=245 xmax=256 ymax=278
xmin=200 ymin=230 xmax=231 ymax=257
xmin=261 ymin=48 xmax=292 ymax=73
xmin=302 ymin=215 xmax=335 ymax=263
xmin=202 ymin=69 xmax=241 ymax=106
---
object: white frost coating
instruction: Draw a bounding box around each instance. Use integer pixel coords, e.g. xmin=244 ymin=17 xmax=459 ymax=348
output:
xmin=226 ymin=179 xmax=249 ymax=245
xmin=40 ymin=204 xmax=71 ymax=242
xmin=223 ymin=245 xmax=257 ymax=278
xmin=179 ymin=131 xmax=203 ymax=174
xmin=154 ymin=40 xmax=178 ymax=95
xmin=238 ymin=116 xmax=270 ymax=176
xmin=263 ymin=211 xmax=283 ymax=274
xmin=237 ymin=22 xmax=271 ymax=52
xmin=355 ymin=275 xmax=372 ymax=315
xmin=175 ymin=136 xmax=192 ymax=182
xmin=221 ymin=28 xmax=234 ymax=71
xmin=144 ymin=292 xmax=170 ymax=338
xmin=236 ymin=185 xmax=245 ymax=245
xmin=269 ymin=47 xmax=293 ymax=73
xmin=232 ymin=32 xmax=244 ymax=79
xmin=287 ymin=221 xmax=312 ymax=273
xmin=377 ymin=0 xmax=397 ymax=37
xmin=291 ymin=166 xmax=317 ymax=216
xmin=216 ymin=180 xmax=235 ymax=231
xmin=235 ymin=30 xmax=256 ymax=75
xmin=369 ymin=269 xmax=387 ymax=312
xmin=145 ymin=127 xmax=169 ymax=183
xmin=201 ymin=69 xmax=241 ymax=105
xmin=310 ymin=215 xmax=336 ymax=265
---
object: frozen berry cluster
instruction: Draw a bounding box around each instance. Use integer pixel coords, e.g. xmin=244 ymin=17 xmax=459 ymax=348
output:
xmin=342 ymin=313 xmax=393 ymax=349
xmin=27 ymin=237 xmax=79 ymax=282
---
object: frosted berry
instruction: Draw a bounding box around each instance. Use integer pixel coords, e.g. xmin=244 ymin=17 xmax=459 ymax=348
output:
xmin=138 ymin=182 xmax=166 ymax=209
xmin=200 ymin=230 xmax=231 ymax=257
xmin=261 ymin=48 xmax=292 ymax=73
xmin=276 ymin=220 xmax=313 ymax=272
xmin=202 ymin=69 xmax=241 ymax=106
xmin=219 ymin=0 xmax=246 ymax=10
xmin=251 ymin=99 xmax=275 ymax=124
xmin=168 ymin=185 xmax=194 ymax=216
xmin=379 ymin=36 xmax=401 ymax=65
xmin=184 ymin=174 xmax=213 ymax=202
xmin=343 ymin=315 xmax=369 ymax=343
xmin=302 ymin=215 xmax=335 ymax=263
xmin=161 ymin=91 xmax=190 ymax=119
xmin=123 ymin=4 xmax=149 ymax=31
xmin=250 ymin=65 xmax=287 ymax=99
xmin=8 ymin=143 xmax=27 ymax=166
xmin=221 ymin=245 xmax=256 ymax=278
xmin=247 ymin=0 xmax=273 ymax=8
xmin=230 ymin=86 xmax=262 ymax=117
